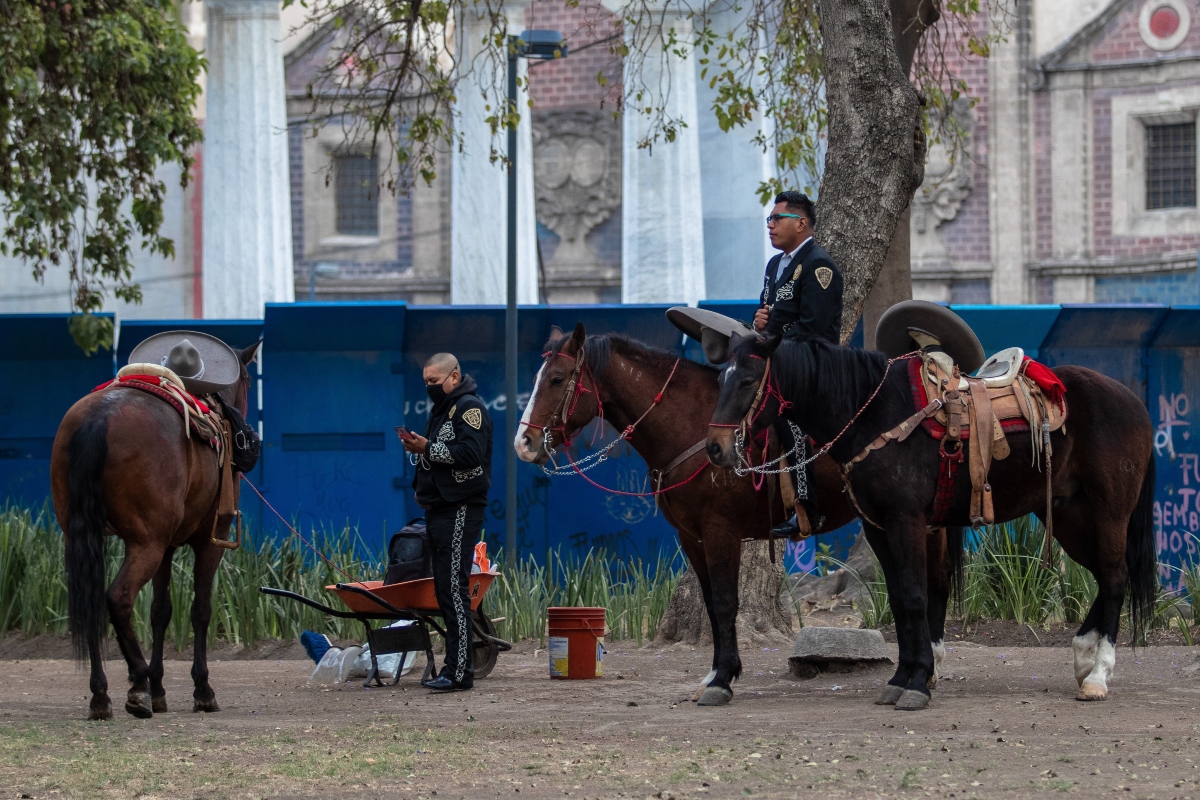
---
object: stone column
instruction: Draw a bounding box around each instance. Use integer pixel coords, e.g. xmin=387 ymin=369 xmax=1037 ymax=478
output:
xmin=697 ymin=7 xmax=774 ymax=300
xmin=621 ymin=16 xmax=706 ymax=306
xmin=988 ymin=1 xmax=1031 ymax=305
xmin=450 ymin=8 xmax=538 ymax=305
xmin=202 ymin=0 xmax=294 ymax=318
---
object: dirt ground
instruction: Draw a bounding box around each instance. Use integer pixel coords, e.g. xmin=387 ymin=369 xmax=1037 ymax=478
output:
xmin=2 ymin=637 xmax=1200 ymax=800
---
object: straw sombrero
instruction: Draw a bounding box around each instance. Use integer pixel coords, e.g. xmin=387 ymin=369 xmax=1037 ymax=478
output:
xmin=127 ymin=330 xmax=242 ymax=395
xmin=875 ymin=300 xmax=985 ymax=373
xmin=666 ymin=307 xmax=754 ymax=364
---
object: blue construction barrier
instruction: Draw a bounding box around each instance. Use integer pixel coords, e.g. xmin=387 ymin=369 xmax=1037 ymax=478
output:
xmin=0 ymin=315 xmax=114 ymax=510
xmin=4 ymin=303 xmax=1199 ymax=580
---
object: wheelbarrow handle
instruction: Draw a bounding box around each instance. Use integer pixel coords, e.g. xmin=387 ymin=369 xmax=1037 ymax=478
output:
xmin=258 ymin=586 xmax=365 ymax=619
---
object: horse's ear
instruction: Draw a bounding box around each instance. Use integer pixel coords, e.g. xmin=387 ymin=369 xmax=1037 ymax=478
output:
xmin=567 ymin=322 xmax=586 ymax=353
xmin=549 ymin=325 xmax=564 ymax=341
xmin=756 ymin=332 xmax=782 ymax=358
xmin=240 ymin=338 xmax=263 ymax=367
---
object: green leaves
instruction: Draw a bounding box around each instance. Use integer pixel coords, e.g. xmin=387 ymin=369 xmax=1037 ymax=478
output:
xmin=0 ymin=0 xmax=203 ymax=353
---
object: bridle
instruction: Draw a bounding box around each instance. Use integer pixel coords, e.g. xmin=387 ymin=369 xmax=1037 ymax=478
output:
xmin=524 ymin=337 xmax=692 ymax=491
xmin=708 ymin=349 xmax=918 ymax=478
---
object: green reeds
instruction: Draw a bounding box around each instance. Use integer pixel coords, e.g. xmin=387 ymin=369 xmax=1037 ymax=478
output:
xmin=0 ymin=505 xmax=682 ymax=648
xmin=482 ymin=549 xmax=683 ymax=645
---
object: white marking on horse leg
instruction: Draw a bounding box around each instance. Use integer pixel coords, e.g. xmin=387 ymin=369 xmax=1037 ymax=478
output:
xmin=1078 ymin=636 xmax=1116 ymax=701
xmin=931 ymin=639 xmax=946 ymax=684
xmin=700 ymin=668 xmax=717 ymax=686
xmin=1072 ymin=630 xmax=1099 ymax=687
xmin=513 ymin=363 xmax=545 ymax=462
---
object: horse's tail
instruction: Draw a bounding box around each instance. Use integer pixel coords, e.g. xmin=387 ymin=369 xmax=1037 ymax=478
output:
xmin=1125 ymin=455 xmax=1158 ymax=645
xmin=945 ymin=526 xmax=966 ymax=611
xmin=64 ymin=411 xmax=112 ymax=663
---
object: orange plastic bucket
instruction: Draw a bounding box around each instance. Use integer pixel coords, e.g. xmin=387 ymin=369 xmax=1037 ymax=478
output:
xmin=547 ymin=607 xmax=606 ymax=679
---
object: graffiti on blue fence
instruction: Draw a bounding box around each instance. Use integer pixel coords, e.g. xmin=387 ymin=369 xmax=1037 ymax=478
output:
xmin=1153 ymin=387 xmax=1199 ymax=590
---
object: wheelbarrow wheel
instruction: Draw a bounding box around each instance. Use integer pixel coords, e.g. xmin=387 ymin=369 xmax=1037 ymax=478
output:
xmin=472 ymin=609 xmax=500 ymax=679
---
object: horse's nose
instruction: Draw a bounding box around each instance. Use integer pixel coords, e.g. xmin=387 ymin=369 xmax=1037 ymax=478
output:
xmin=706 ymin=440 xmax=724 ymax=463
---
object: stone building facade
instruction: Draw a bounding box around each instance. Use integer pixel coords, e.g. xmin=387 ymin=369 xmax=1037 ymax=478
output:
xmin=3 ymin=0 xmax=1198 ymax=315
xmin=915 ymin=0 xmax=1200 ymax=305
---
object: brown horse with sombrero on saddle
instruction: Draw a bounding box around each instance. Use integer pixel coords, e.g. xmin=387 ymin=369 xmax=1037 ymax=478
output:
xmin=707 ymin=301 xmax=1157 ymax=710
xmin=52 ymin=331 xmax=261 ymax=719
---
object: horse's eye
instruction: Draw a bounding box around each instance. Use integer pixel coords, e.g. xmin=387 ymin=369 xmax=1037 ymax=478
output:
xmin=739 ymin=376 xmax=757 ymax=389
xmin=549 ymin=375 xmax=564 ymax=387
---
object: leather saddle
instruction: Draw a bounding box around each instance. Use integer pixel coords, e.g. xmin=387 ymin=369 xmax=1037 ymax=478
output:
xmin=916 ymin=350 xmax=1067 ymax=527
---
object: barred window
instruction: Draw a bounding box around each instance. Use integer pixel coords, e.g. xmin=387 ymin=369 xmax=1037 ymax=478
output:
xmin=1146 ymin=122 xmax=1197 ymax=210
xmin=335 ymin=154 xmax=379 ymax=235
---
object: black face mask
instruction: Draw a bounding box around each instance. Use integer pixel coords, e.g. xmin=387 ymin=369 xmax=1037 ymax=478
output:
xmin=426 ymin=374 xmax=454 ymax=405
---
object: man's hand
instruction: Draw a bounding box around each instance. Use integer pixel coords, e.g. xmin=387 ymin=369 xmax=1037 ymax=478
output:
xmin=753 ymin=307 xmax=769 ymax=332
xmin=401 ymin=433 xmax=429 ymax=454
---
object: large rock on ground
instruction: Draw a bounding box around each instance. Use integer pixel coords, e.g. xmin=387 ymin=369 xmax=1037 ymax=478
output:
xmin=789 ymin=627 xmax=891 ymax=679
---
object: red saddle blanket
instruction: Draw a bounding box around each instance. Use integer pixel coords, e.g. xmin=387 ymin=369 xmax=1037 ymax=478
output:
xmin=907 ymin=356 xmax=1067 ymax=441
xmin=93 ymin=374 xmax=220 ymax=448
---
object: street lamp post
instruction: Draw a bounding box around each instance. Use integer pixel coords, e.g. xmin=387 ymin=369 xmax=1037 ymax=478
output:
xmin=506 ymin=30 xmax=566 ymax=568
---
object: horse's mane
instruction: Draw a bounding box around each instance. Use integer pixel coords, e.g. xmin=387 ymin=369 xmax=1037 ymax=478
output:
xmin=773 ymin=338 xmax=891 ymax=412
xmin=547 ymin=332 xmax=717 ymax=377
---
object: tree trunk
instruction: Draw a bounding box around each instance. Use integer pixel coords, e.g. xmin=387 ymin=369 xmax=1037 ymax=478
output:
xmin=657 ymin=540 xmax=792 ymax=645
xmin=863 ymin=204 xmax=914 ymax=348
xmin=862 ymin=0 xmax=938 ymax=348
xmin=819 ymin=0 xmax=928 ymax=344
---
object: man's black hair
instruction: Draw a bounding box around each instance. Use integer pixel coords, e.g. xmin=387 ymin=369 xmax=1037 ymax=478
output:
xmin=775 ymin=191 xmax=816 ymax=227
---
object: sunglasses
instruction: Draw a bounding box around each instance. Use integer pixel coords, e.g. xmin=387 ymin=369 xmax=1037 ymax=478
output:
xmin=766 ymin=214 xmax=802 ymax=225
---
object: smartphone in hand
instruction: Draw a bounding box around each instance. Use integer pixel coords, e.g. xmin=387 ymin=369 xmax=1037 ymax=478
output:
xmin=395 ymin=426 xmax=412 ymax=440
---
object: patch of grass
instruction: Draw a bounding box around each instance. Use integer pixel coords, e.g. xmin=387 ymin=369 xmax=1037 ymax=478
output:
xmin=899 ymin=765 xmax=920 ymax=789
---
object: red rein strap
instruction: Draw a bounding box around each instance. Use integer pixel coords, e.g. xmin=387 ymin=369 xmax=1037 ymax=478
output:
xmin=550 ymin=353 xmax=707 ymax=497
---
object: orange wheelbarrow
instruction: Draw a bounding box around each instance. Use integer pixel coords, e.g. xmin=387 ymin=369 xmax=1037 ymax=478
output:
xmin=260 ymin=572 xmax=510 ymax=686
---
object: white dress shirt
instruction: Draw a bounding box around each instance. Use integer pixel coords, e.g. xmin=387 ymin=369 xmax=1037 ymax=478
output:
xmin=776 ymin=236 xmax=813 ymax=282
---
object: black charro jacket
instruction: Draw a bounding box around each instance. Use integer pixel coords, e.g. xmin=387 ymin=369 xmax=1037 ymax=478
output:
xmin=412 ymin=375 xmax=493 ymax=508
xmin=761 ymin=238 xmax=844 ymax=343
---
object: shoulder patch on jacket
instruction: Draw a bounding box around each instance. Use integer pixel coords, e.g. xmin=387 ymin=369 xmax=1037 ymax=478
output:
xmin=815 ymin=267 xmax=834 ymax=290
xmin=448 ymin=404 xmax=456 ymax=418
xmin=463 ymin=407 xmax=483 ymax=430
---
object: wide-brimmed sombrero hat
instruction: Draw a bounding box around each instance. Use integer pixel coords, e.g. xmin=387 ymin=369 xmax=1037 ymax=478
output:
xmin=875 ymin=300 xmax=985 ymax=373
xmin=666 ymin=307 xmax=754 ymax=363
xmin=127 ymin=330 xmax=242 ymax=395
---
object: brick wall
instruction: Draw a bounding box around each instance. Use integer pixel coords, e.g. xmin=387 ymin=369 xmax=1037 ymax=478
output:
xmin=1089 ymin=2 xmax=1200 ymax=63
xmin=931 ymin=10 xmax=992 ymax=265
xmin=525 ymin=1 xmax=623 ymax=110
xmin=1092 ymin=88 xmax=1200 ymax=259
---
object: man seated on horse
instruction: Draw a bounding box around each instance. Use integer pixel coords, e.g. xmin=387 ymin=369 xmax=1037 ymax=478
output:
xmin=752 ymin=190 xmax=844 ymax=539
xmin=399 ymin=353 xmax=493 ymax=692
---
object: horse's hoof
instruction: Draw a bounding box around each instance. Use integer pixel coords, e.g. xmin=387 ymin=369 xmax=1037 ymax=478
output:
xmin=88 ymin=702 xmax=112 ymax=721
xmin=690 ymin=685 xmax=707 ymax=702
xmin=927 ymin=674 xmax=938 ymax=689
xmin=193 ymin=698 xmax=220 ymax=713
xmin=124 ymin=692 xmax=154 ymax=719
xmin=1076 ymin=682 xmax=1108 ymax=702
xmin=152 ymin=695 xmax=168 ymax=714
xmin=894 ymin=690 xmax=931 ymax=711
xmin=696 ymin=686 xmax=733 ymax=706
xmin=875 ymin=685 xmax=904 ymax=705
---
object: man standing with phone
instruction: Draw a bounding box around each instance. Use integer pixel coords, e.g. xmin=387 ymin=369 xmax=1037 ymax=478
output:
xmin=754 ymin=191 xmax=843 ymax=540
xmin=399 ymin=352 xmax=493 ymax=692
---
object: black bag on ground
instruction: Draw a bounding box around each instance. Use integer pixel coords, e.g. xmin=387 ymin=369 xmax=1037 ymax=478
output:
xmin=384 ymin=518 xmax=432 ymax=585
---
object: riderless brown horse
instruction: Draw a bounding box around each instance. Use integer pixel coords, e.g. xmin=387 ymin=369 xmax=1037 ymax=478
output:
xmin=707 ymin=332 xmax=1157 ymax=709
xmin=51 ymin=342 xmax=260 ymax=720
xmin=514 ymin=323 xmax=962 ymax=705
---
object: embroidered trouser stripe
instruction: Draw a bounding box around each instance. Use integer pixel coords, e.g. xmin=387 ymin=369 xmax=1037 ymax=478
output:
xmin=450 ymin=503 xmax=469 ymax=682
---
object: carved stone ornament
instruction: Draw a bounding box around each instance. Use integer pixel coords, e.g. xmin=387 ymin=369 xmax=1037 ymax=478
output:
xmin=911 ymin=101 xmax=974 ymax=235
xmin=532 ymin=109 xmax=622 ymax=267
